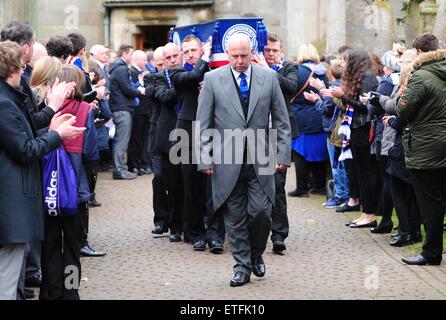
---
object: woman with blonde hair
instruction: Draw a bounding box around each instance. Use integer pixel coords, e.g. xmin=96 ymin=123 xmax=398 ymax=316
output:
xmin=30 ymin=56 xmax=62 ymax=106
xmin=289 ymin=44 xmax=330 ymax=197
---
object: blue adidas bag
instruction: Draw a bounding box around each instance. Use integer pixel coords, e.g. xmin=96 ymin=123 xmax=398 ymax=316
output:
xmin=43 ymin=147 xmax=78 ymax=217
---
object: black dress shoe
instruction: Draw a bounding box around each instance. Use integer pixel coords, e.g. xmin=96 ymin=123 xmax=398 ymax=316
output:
xmin=272 ymin=239 xmax=286 ymax=252
xmin=287 ymin=189 xmax=309 ymax=197
xmin=350 ymin=220 xmax=378 ymax=229
xmin=80 ymin=245 xmax=106 ymax=257
xmin=209 ymin=240 xmax=224 ymax=254
xmin=151 ymin=224 xmax=165 ymax=235
xmin=193 ymin=240 xmax=206 ymax=251
xmin=402 ymin=254 xmax=441 ymax=266
xmin=25 ymin=271 xmax=42 ymax=288
xmin=113 ymin=171 xmax=137 ymax=180
xmin=390 ymin=234 xmax=414 ymax=247
xmin=230 ymin=272 xmax=250 ymax=287
xmin=252 ymin=256 xmax=266 ymax=278
xmin=336 ymin=203 xmax=361 ymax=212
xmin=371 ymin=221 xmax=393 ymax=234
xmin=169 ymin=233 xmax=182 ymax=242
xmin=24 ymin=288 xmax=35 ymax=300
xmin=88 ymin=195 xmax=102 ymax=208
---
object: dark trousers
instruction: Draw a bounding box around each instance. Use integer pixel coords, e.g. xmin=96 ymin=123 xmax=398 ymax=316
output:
xmin=40 ymin=208 xmax=81 ymax=300
xmin=161 ymin=154 xmax=184 ymax=234
xmin=182 ymin=161 xmax=207 ymax=242
xmin=128 ymin=113 xmax=151 ymax=170
xmin=151 ymin=153 xmax=170 ymax=230
xmin=78 ymin=201 xmax=89 ymax=248
xmin=293 ymin=151 xmax=326 ymax=193
xmin=410 ymin=168 xmax=446 ymax=261
xmin=25 ymin=241 xmax=41 ymax=281
xmin=221 ymin=164 xmax=272 ymax=275
xmin=376 ymin=155 xmax=393 ymax=221
xmin=86 ymin=161 xmax=98 ymax=202
xmin=345 ymin=159 xmax=360 ymax=199
xmin=350 ymin=143 xmax=379 ymax=214
xmin=271 ymin=169 xmax=289 ymax=242
xmin=391 ymin=176 xmax=421 ymax=236
xmin=205 ymin=175 xmax=225 ymax=243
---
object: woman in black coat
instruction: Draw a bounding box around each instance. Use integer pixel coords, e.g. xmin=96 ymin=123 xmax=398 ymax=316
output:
xmin=0 ymin=41 xmax=84 ymax=300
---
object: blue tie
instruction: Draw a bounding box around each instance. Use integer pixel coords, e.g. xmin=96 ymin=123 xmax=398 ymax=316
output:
xmin=239 ymin=73 xmax=249 ymax=105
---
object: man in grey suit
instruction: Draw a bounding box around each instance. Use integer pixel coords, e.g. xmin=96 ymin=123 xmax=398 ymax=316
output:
xmin=196 ymin=34 xmax=291 ymax=287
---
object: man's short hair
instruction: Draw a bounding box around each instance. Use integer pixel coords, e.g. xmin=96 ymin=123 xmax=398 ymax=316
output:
xmin=0 ymin=21 xmax=34 ymax=45
xmin=46 ymin=36 xmax=73 ymax=60
xmin=118 ymin=44 xmax=133 ymax=57
xmin=182 ymin=35 xmax=202 ymax=46
xmin=412 ymin=33 xmax=440 ymax=53
xmin=267 ymin=33 xmax=282 ymax=48
xmin=67 ymin=32 xmax=87 ymax=56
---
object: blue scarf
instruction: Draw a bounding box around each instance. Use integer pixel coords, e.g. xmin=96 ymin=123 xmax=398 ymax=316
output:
xmin=271 ymin=64 xmax=283 ymax=72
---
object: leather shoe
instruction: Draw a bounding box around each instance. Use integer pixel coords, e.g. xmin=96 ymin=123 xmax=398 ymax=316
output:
xmin=402 ymin=254 xmax=441 ymax=266
xmin=113 ymin=171 xmax=137 ymax=180
xmin=272 ymin=239 xmax=286 ymax=253
xmin=24 ymin=288 xmax=35 ymax=300
xmin=209 ymin=240 xmax=224 ymax=254
xmin=336 ymin=203 xmax=361 ymax=212
xmin=25 ymin=271 xmax=42 ymax=288
xmin=151 ymin=224 xmax=167 ymax=235
xmin=390 ymin=234 xmax=414 ymax=247
xmin=169 ymin=233 xmax=182 ymax=242
xmin=350 ymin=220 xmax=377 ymax=229
xmin=88 ymin=195 xmax=102 ymax=208
xmin=80 ymin=245 xmax=106 ymax=257
xmin=193 ymin=240 xmax=206 ymax=251
xmin=370 ymin=221 xmax=393 ymax=234
xmin=287 ymin=189 xmax=309 ymax=197
xmin=252 ymin=256 xmax=266 ymax=278
xmin=230 ymin=272 xmax=250 ymax=287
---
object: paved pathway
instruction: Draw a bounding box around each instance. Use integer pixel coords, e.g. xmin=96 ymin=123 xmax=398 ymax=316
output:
xmin=78 ymin=169 xmax=446 ymax=300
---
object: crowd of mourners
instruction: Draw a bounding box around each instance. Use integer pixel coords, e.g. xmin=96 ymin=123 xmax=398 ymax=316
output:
xmin=0 ymin=17 xmax=445 ymax=298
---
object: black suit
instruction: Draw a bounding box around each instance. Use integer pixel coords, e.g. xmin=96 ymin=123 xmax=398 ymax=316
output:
xmin=145 ymin=73 xmax=170 ymax=230
xmin=128 ymin=66 xmax=152 ymax=171
xmin=153 ymin=71 xmax=184 ymax=235
xmin=170 ymin=60 xmax=210 ymax=243
xmin=271 ymin=62 xmax=299 ymax=244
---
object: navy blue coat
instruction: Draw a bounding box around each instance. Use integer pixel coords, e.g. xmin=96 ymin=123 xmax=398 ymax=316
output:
xmin=109 ymin=58 xmax=141 ymax=113
xmin=0 ymin=79 xmax=61 ymax=244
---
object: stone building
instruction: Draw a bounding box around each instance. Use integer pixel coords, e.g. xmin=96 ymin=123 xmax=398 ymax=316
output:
xmin=0 ymin=0 xmax=442 ymax=56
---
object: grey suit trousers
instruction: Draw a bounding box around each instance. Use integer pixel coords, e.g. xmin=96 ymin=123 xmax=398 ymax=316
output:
xmin=221 ymin=164 xmax=272 ymax=275
xmin=0 ymin=244 xmax=26 ymax=300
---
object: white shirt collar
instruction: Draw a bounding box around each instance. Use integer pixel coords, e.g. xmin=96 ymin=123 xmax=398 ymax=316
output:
xmin=94 ymin=59 xmax=106 ymax=70
xmin=132 ymin=65 xmax=142 ymax=72
xmin=231 ymin=65 xmax=252 ymax=84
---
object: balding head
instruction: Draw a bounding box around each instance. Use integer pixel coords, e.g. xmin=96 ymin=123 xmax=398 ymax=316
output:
xmin=226 ymin=33 xmax=252 ymax=73
xmin=153 ymin=46 xmax=165 ymax=71
xmin=29 ymin=42 xmax=47 ymax=68
xmin=163 ymin=42 xmax=182 ymax=69
xmin=132 ymin=50 xmax=147 ymax=69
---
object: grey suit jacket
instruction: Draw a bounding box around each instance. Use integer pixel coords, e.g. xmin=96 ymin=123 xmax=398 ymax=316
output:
xmin=196 ymin=64 xmax=291 ymax=212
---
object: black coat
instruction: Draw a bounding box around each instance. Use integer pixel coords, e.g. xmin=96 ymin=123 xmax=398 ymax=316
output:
xmin=153 ymin=71 xmax=179 ymax=154
xmin=0 ymin=79 xmax=61 ymax=244
xmin=277 ymin=61 xmax=300 ymax=139
xmin=171 ymin=59 xmax=209 ymax=122
xmin=109 ymin=58 xmax=141 ymax=113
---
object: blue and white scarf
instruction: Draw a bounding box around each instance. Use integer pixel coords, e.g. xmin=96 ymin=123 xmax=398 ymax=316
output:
xmin=338 ymin=105 xmax=354 ymax=161
xmin=164 ymin=69 xmax=181 ymax=115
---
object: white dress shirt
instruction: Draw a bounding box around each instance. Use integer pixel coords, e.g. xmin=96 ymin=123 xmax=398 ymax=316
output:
xmin=231 ymin=65 xmax=252 ymax=89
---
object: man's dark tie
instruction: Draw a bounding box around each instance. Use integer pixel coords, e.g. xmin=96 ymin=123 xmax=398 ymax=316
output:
xmin=239 ymin=73 xmax=249 ymax=105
